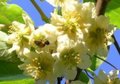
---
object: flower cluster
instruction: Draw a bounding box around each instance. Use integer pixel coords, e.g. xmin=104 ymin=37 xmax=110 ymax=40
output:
xmin=5 ymin=0 xmax=116 ymax=83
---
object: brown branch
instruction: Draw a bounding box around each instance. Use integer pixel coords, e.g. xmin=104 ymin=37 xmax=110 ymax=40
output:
xmin=95 ymin=0 xmax=110 ymax=16
xmin=30 ymin=0 xmax=49 ymax=23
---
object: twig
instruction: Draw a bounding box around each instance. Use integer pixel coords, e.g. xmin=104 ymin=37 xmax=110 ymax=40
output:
xmin=95 ymin=0 xmax=110 ymax=16
xmin=30 ymin=0 xmax=49 ymax=23
xmin=112 ymin=35 xmax=120 ymax=55
xmin=95 ymin=55 xmax=118 ymax=70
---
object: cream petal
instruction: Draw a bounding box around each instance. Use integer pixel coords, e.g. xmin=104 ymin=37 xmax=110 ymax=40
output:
xmin=77 ymin=55 xmax=91 ymax=69
xmin=65 ymin=67 xmax=77 ymax=80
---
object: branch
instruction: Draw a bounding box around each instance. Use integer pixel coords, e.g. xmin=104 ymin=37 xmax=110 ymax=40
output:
xmin=112 ymin=35 xmax=120 ymax=55
xmin=30 ymin=0 xmax=49 ymax=23
xmin=95 ymin=0 xmax=110 ymax=16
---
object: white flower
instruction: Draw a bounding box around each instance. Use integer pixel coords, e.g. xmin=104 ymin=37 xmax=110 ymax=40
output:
xmin=37 ymin=24 xmax=59 ymax=43
xmin=7 ymin=13 xmax=34 ymax=57
xmin=54 ymin=60 xmax=77 ymax=80
xmin=94 ymin=70 xmax=120 ymax=84
xmin=54 ymin=34 xmax=91 ymax=80
xmin=57 ymin=34 xmax=91 ymax=68
xmin=50 ymin=2 xmax=96 ymax=38
xmin=19 ymin=51 xmax=56 ymax=83
xmin=57 ymin=34 xmax=76 ymax=53
xmin=30 ymin=24 xmax=59 ymax=53
xmin=83 ymin=15 xmax=115 ymax=56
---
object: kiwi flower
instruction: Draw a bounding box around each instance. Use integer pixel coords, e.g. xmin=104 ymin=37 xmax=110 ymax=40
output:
xmin=83 ymin=15 xmax=115 ymax=57
xmin=29 ymin=24 xmax=59 ymax=53
xmin=19 ymin=51 xmax=56 ymax=84
xmin=54 ymin=34 xmax=91 ymax=80
xmin=7 ymin=13 xmax=34 ymax=58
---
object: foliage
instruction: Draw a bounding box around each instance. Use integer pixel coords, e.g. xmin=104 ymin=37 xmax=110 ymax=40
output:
xmin=0 ymin=4 xmax=24 ymax=24
xmin=106 ymin=0 xmax=120 ymax=28
xmin=0 ymin=74 xmax=34 ymax=84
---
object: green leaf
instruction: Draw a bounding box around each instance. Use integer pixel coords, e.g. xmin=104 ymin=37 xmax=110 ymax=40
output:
xmin=105 ymin=0 xmax=120 ymax=28
xmin=0 ymin=3 xmax=24 ymax=24
xmin=77 ymin=71 xmax=89 ymax=83
xmin=0 ymin=60 xmax=34 ymax=84
xmin=0 ymin=61 xmax=22 ymax=77
xmin=0 ymin=74 xmax=34 ymax=84
xmin=0 ymin=0 xmax=7 ymax=2
xmin=0 ymin=56 xmax=33 ymax=84
xmin=0 ymin=78 xmax=34 ymax=84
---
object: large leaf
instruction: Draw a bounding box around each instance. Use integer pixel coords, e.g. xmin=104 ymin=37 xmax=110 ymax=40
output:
xmin=0 ymin=60 xmax=22 ymax=77
xmin=0 ymin=3 xmax=24 ymax=24
xmin=0 ymin=74 xmax=34 ymax=84
xmin=76 ymin=71 xmax=89 ymax=83
xmin=106 ymin=0 xmax=120 ymax=28
xmin=0 ymin=78 xmax=34 ymax=84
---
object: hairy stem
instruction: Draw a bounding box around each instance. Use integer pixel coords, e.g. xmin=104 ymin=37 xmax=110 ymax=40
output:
xmin=30 ymin=0 xmax=49 ymax=23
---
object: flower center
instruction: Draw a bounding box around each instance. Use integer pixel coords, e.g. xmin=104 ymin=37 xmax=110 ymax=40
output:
xmin=60 ymin=48 xmax=81 ymax=67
